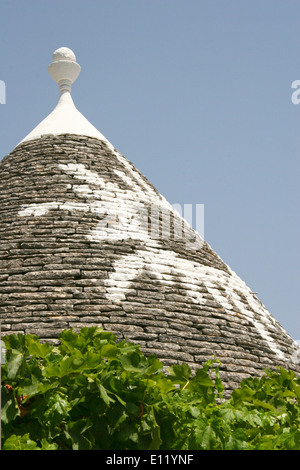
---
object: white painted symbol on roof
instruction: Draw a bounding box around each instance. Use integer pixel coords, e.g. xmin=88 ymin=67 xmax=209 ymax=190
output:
xmin=17 ymin=162 xmax=291 ymax=361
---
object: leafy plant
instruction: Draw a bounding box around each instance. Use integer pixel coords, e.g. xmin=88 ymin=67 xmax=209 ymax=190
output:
xmin=1 ymin=327 xmax=299 ymax=450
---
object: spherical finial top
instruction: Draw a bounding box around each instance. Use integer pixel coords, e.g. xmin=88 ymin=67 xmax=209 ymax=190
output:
xmin=52 ymin=47 xmax=77 ymax=63
xmin=48 ymin=47 xmax=81 ymax=93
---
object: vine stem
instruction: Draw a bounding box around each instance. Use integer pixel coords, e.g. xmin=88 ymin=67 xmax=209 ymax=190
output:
xmin=182 ymin=380 xmax=190 ymax=391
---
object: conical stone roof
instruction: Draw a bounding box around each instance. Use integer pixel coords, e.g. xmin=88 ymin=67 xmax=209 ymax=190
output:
xmin=1 ymin=47 xmax=299 ymax=393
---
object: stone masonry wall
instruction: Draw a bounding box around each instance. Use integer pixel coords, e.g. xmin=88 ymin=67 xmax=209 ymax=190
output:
xmin=0 ymin=134 xmax=299 ymax=394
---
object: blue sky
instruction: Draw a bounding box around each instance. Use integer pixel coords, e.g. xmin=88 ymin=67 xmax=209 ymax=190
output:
xmin=0 ymin=0 xmax=299 ymax=340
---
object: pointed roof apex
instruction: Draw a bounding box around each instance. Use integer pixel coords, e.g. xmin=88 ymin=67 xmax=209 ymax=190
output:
xmin=18 ymin=47 xmax=109 ymax=145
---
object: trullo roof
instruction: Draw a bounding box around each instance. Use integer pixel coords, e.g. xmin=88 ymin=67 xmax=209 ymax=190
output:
xmin=1 ymin=47 xmax=299 ymax=394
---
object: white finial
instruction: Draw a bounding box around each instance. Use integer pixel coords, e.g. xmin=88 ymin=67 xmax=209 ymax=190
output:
xmin=18 ymin=46 xmax=110 ymax=145
xmin=48 ymin=47 xmax=81 ymax=94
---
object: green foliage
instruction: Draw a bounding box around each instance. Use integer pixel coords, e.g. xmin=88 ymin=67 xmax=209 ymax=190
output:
xmin=1 ymin=327 xmax=299 ymax=450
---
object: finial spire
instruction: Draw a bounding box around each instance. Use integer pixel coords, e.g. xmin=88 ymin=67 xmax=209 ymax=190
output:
xmin=48 ymin=47 xmax=81 ymax=94
xmin=18 ymin=46 xmax=110 ymax=145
